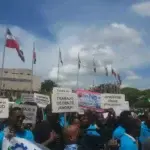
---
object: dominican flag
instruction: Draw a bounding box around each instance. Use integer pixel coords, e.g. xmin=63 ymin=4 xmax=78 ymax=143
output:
xmin=5 ymin=28 xmax=25 ymax=62
xmin=117 ymin=74 xmax=122 ymax=85
xmin=111 ymin=68 xmax=116 ymax=78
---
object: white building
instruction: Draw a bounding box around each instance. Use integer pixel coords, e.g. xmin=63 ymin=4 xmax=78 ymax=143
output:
xmin=0 ymin=68 xmax=41 ymax=97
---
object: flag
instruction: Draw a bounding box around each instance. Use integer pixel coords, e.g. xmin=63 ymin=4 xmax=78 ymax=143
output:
xmin=93 ymin=59 xmax=96 ymax=73
xmin=78 ymin=53 xmax=81 ymax=69
xmin=112 ymin=68 xmax=116 ymax=77
xmin=117 ymin=74 xmax=122 ymax=85
xmin=33 ymin=44 xmax=36 ymax=64
xmin=18 ymin=49 xmax=25 ymax=62
xmin=5 ymin=28 xmax=25 ymax=62
xmin=5 ymin=28 xmax=19 ymax=50
xmin=105 ymin=66 xmax=108 ymax=76
xmin=59 ymin=48 xmax=63 ymax=65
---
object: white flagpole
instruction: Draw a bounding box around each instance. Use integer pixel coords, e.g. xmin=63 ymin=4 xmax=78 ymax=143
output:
xmin=57 ymin=48 xmax=60 ymax=83
xmin=0 ymin=29 xmax=7 ymax=95
xmin=31 ymin=42 xmax=35 ymax=93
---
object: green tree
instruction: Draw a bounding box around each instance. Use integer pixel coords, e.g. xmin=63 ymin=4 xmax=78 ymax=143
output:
xmin=121 ymin=87 xmax=141 ymax=105
xmin=40 ymin=80 xmax=58 ymax=94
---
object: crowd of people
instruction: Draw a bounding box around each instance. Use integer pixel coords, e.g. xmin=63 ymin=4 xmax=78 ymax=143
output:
xmin=0 ymin=103 xmax=150 ymax=150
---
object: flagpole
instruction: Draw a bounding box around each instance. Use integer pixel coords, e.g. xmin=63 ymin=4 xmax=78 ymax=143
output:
xmin=31 ymin=42 xmax=34 ymax=93
xmin=57 ymin=49 xmax=60 ymax=83
xmin=0 ymin=29 xmax=7 ymax=95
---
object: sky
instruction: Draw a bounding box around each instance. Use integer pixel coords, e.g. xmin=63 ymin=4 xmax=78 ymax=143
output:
xmin=0 ymin=0 xmax=150 ymax=89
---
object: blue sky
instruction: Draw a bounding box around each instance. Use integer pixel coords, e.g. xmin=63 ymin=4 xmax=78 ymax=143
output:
xmin=0 ymin=0 xmax=150 ymax=89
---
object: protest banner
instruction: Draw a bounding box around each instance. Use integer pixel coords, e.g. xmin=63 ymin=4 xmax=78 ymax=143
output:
xmin=21 ymin=93 xmax=34 ymax=103
xmin=34 ymin=93 xmax=50 ymax=108
xmin=0 ymin=98 xmax=9 ymax=118
xmin=2 ymin=137 xmax=48 ymax=150
xmin=53 ymin=87 xmax=72 ymax=94
xmin=101 ymin=94 xmax=125 ymax=109
xmin=21 ymin=93 xmax=50 ymax=108
xmin=52 ymin=93 xmax=78 ymax=113
xmin=76 ymin=89 xmax=101 ymax=111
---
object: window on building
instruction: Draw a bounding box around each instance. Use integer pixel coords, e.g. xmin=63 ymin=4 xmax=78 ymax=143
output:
xmin=27 ymin=73 xmax=31 ymax=75
xmin=4 ymin=71 xmax=8 ymax=73
xmin=20 ymin=73 xmax=23 ymax=75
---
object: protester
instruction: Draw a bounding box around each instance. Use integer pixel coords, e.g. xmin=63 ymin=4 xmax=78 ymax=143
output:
xmin=119 ymin=118 xmax=141 ymax=150
xmin=33 ymin=104 xmax=64 ymax=150
xmin=0 ymin=107 xmax=34 ymax=149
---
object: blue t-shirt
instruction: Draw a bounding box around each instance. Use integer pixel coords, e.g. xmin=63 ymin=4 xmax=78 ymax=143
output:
xmin=113 ymin=126 xmax=125 ymax=140
xmin=139 ymin=121 xmax=150 ymax=144
xmin=120 ymin=133 xmax=138 ymax=150
xmin=59 ymin=114 xmax=69 ymax=127
xmin=0 ymin=129 xmax=34 ymax=149
xmin=86 ymin=124 xmax=100 ymax=136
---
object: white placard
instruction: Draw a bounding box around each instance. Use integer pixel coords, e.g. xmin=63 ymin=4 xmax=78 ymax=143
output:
xmin=34 ymin=93 xmax=50 ymax=108
xmin=78 ymin=108 xmax=84 ymax=115
xmin=0 ymin=98 xmax=9 ymax=118
xmin=21 ymin=93 xmax=34 ymax=103
xmin=53 ymin=87 xmax=72 ymax=94
xmin=52 ymin=93 xmax=78 ymax=113
xmin=13 ymin=104 xmax=37 ymax=124
xmin=21 ymin=93 xmax=50 ymax=108
xmin=21 ymin=104 xmax=37 ymax=124
xmin=101 ymin=94 xmax=125 ymax=109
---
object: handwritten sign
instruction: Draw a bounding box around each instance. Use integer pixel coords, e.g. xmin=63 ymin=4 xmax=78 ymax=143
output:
xmin=101 ymin=94 xmax=125 ymax=108
xmin=52 ymin=93 xmax=78 ymax=113
xmin=53 ymin=87 xmax=72 ymax=94
xmin=34 ymin=93 xmax=50 ymax=108
xmin=20 ymin=104 xmax=37 ymax=124
xmin=0 ymin=98 xmax=9 ymax=118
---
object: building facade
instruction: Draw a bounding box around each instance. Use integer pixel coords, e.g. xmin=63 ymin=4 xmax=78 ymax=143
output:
xmin=0 ymin=68 xmax=41 ymax=97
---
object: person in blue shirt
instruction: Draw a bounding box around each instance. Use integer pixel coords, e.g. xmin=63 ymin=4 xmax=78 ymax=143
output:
xmin=139 ymin=112 xmax=150 ymax=145
xmin=113 ymin=111 xmax=132 ymax=140
xmin=119 ymin=118 xmax=141 ymax=150
xmin=0 ymin=107 xmax=34 ymax=149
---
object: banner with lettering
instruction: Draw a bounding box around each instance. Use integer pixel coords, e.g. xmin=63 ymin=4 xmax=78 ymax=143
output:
xmin=2 ymin=137 xmax=49 ymax=150
xmin=76 ymin=89 xmax=101 ymax=111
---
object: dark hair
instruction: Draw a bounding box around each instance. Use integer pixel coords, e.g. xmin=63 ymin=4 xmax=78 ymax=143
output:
xmin=124 ymin=118 xmax=139 ymax=134
xmin=118 ymin=111 xmax=131 ymax=127
xmin=9 ymin=107 xmax=22 ymax=116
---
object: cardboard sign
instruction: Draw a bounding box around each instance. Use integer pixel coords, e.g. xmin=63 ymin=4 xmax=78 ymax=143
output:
xmin=20 ymin=104 xmax=37 ymax=124
xmin=21 ymin=93 xmax=50 ymax=108
xmin=52 ymin=93 xmax=78 ymax=113
xmin=101 ymin=94 xmax=125 ymax=109
xmin=21 ymin=93 xmax=34 ymax=103
xmin=13 ymin=104 xmax=37 ymax=124
xmin=34 ymin=93 xmax=50 ymax=108
xmin=0 ymin=98 xmax=9 ymax=118
xmin=53 ymin=87 xmax=72 ymax=94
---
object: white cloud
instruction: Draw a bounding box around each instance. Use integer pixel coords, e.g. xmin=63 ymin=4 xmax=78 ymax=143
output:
xmin=131 ymin=1 xmax=150 ymax=17
xmin=0 ymin=22 xmax=149 ymax=88
xmin=126 ymin=71 xmax=142 ymax=80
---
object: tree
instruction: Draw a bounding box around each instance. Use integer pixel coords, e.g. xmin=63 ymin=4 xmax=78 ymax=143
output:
xmin=121 ymin=87 xmax=141 ymax=105
xmin=40 ymin=80 xmax=58 ymax=94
